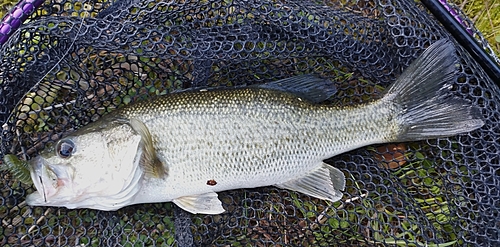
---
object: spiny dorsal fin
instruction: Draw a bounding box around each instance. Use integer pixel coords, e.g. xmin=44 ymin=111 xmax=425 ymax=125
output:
xmin=251 ymin=74 xmax=337 ymax=103
xmin=129 ymin=118 xmax=167 ymax=178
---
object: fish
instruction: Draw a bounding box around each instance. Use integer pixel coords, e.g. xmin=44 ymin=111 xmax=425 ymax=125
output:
xmin=25 ymin=40 xmax=484 ymax=214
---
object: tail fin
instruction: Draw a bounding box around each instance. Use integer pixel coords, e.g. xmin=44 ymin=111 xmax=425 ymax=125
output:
xmin=384 ymin=40 xmax=484 ymax=141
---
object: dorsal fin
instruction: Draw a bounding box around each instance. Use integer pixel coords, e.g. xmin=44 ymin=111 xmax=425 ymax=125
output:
xmin=251 ymin=75 xmax=337 ymax=103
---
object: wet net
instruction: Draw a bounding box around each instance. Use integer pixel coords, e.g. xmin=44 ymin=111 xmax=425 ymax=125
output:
xmin=1 ymin=0 xmax=499 ymax=246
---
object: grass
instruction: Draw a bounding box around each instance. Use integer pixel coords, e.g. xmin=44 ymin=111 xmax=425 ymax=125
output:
xmin=451 ymin=0 xmax=500 ymax=57
xmin=0 ymin=0 xmax=17 ymax=20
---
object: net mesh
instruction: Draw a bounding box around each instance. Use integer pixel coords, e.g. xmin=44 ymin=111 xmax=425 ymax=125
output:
xmin=0 ymin=0 xmax=499 ymax=246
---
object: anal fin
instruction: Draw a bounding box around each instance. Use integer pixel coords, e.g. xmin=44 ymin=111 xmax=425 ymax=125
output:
xmin=173 ymin=192 xmax=225 ymax=214
xmin=276 ymin=162 xmax=345 ymax=202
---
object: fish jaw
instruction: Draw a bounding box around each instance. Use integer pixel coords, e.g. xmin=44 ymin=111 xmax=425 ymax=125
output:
xmin=27 ymin=156 xmax=57 ymax=205
xmin=26 ymin=156 xmax=74 ymax=206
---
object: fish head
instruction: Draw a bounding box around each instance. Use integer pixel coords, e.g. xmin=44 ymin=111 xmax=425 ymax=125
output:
xmin=26 ymin=120 xmax=145 ymax=210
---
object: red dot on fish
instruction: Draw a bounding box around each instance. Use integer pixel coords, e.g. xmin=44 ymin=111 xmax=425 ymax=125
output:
xmin=206 ymin=179 xmax=217 ymax=186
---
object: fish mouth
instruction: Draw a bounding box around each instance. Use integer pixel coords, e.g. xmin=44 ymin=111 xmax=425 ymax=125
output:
xmin=26 ymin=156 xmax=62 ymax=205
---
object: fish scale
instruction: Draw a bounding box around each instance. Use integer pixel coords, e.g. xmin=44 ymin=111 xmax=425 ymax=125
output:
xmin=122 ymin=89 xmax=411 ymax=203
xmin=26 ymin=40 xmax=484 ymax=214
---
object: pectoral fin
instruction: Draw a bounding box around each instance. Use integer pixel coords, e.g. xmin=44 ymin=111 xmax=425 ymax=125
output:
xmin=276 ymin=162 xmax=345 ymax=202
xmin=173 ymin=192 xmax=225 ymax=214
xmin=129 ymin=118 xmax=167 ymax=178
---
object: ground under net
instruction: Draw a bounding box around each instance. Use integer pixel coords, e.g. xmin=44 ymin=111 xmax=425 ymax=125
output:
xmin=0 ymin=0 xmax=499 ymax=246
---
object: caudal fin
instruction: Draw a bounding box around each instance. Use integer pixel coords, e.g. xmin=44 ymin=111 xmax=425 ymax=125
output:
xmin=384 ymin=40 xmax=484 ymax=141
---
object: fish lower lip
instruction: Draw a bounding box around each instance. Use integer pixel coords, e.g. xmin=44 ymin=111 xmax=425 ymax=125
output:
xmin=29 ymin=156 xmax=46 ymax=198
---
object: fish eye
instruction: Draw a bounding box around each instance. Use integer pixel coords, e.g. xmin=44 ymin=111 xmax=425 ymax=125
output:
xmin=56 ymin=139 xmax=75 ymax=159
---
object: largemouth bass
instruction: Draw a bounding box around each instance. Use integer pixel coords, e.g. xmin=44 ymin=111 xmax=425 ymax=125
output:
xmin=26 ymin=40 xmax=483 ymax=214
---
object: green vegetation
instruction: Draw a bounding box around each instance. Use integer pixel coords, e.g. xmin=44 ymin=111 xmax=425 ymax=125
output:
xmin=0 ymin=0 xmax=17 ymax=19
xmin=452 ymin=0 xmax=500 ymax=57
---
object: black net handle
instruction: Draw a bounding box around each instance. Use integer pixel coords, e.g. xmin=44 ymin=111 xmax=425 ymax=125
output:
xmin=0 ymin=0 xmax=45 ymax=46
xmin=421 ymin=0 xmax=500 ymax=84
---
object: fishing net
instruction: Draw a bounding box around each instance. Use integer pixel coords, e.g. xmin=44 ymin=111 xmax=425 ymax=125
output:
xmin=0 ymin=0 xmax=499 ymax=246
